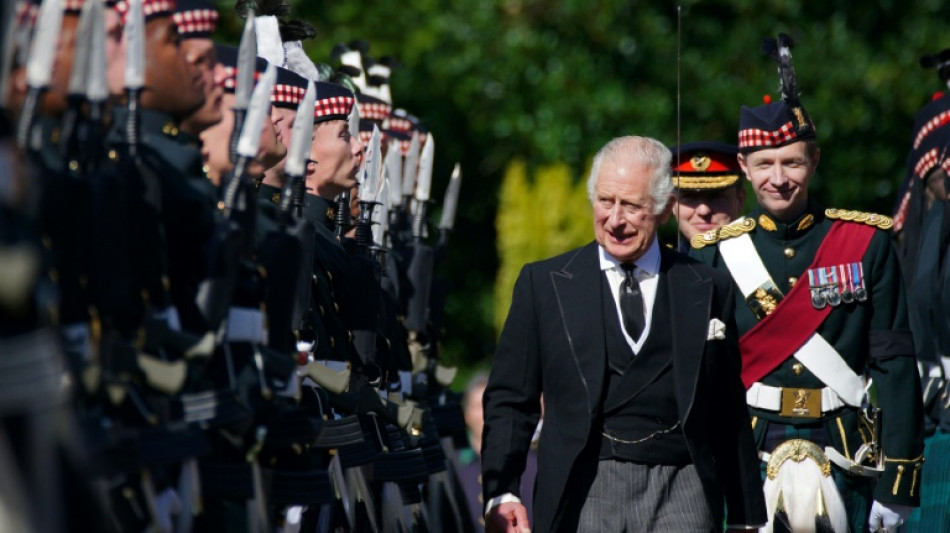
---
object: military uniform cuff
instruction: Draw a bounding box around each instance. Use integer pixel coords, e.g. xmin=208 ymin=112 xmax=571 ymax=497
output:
xmin=872 ymin=454 xmax=924 ymax=506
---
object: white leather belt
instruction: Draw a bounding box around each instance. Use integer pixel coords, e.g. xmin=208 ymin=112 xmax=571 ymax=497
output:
xmin=746 ymin=382 xmax=848 ymax=414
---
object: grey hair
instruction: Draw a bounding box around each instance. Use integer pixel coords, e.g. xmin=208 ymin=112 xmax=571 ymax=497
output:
xmin=586 ymin=136 xmax=674 ymax=215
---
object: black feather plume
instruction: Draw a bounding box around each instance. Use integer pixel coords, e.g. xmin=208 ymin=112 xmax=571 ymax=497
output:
xmin=255 ymin=0 xmax=291 ymax=16
xmin=920 ymin=48 xmax=950 ymax=84
xmin=762 ymin=32 xmax=801 ymax=108
xmin=279 ymin=19 xmax=317 ymax=42
xmin=330 ymin=43 xmax=350 ymax=63
xmin=349 ymin=40 xmax=370 ymax=54
xmin=233 ymin=0 xmax=257 ymax=17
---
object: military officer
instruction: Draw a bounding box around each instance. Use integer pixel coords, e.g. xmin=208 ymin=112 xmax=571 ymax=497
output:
xmin=690 ymin=34 xmax=924 ymax=533
xmin=670 ymin=141 xmax=746 ymax=251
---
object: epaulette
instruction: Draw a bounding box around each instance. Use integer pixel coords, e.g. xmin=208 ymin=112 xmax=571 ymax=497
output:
xmin=825 ymin=208 xmax=893 ymax=230
xmin=690 ymin=218 xmax=756 ymax=249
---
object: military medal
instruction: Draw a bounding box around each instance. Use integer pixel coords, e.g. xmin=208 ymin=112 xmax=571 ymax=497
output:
xmin=820 ymin=267 xmax=841 ymax=307
xmin=840 ymin=263 xmax=856 ymax=304
xmin=807 ymin=269 xmax=827 ymax=309
xmin=854 ymin=262 xmax=868 ymax=302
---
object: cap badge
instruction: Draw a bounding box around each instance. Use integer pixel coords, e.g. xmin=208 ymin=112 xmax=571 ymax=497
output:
xmin=792 ymin=107 xmax=807 ymax=129
xmin=691 ymin=154 xmax=711 ymax=172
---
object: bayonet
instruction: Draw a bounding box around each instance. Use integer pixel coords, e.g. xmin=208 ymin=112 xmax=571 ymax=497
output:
xmin=85 ymin=0 xmax=108 ymax=109
xmin=401 ymin=132 xmax=420 ymax=200
xmin=360 ymin=125 xmax=382 ymax=203
xmin=373 ymin=176 xmax=390 ymax=249
xmin=386 ymin=140 xmax=403 ymax=208
xmin=354 ymin=125 xmax=382 ymax=251
xmin=16 ymin=0 xmax=64 ymax=149
xmin=123 ymin=0 xmax=145 ymax=152
xmin=235 ymin=62 xmax=276 ymax=161
xmin=66 ymin=0 xmax=94 ymax=98
xmin=280 ymin=80 xmax=315 ymax=219
xmin=347 ymin=98 xmax=360 ymax=141
xmin=222 ymin=61 xmax=274 ymax=217
xmin=282 ymin=81 xmax=315 ymax=180
xmin=411 ymin=134 xmax=434 ymax=239
xmin=60 ymin=0 xmax=95 ymax=156
xmin=25 ymin=0 xmax=63 ymax=90
xmin=230 ymin=13 xmax=256 ymax=162
xmin=437 ymin=163 xmax=462 ymax=247
xmin=414 ymin=134 xmax=434 ymax=203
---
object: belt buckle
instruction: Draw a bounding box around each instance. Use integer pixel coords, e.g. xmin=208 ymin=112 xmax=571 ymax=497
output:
xmin=778 ymin=387 xmax=821 ymax=418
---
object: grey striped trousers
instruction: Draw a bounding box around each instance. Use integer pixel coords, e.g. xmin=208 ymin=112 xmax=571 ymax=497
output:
xmin=577 ymin=459 xmax=717 ymax=532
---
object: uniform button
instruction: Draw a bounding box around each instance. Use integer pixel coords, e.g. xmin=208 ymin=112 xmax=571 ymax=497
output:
xmin=330 ymin=337 xmax=335 ymax=347
xmin=783 ymin=247 xmax=795 ymax=259
xmin=788 ymin=277 xmax=798 ymax=288
xmin=792 ymin=363 xmax=804 ymax=375
xmin=68 ymin=160 xmax=79 ymax=171
xmin=108 ymin=149 xmax=119 ymax=161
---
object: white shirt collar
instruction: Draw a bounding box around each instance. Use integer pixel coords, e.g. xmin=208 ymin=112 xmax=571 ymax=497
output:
xmin=598 ymin=236 xmax=661 ymax=277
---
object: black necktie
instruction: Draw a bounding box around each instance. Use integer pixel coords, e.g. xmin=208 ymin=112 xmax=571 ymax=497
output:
xmin=620 ymin=264 xmax=645 ymax=340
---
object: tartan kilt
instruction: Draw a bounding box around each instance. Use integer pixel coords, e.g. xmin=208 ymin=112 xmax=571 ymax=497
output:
xmin=904 ymin=430 xmax=950 ymax=532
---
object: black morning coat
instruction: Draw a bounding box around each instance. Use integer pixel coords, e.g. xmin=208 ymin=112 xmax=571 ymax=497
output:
xmin=481 ymin=242 xmax=767 ymax=532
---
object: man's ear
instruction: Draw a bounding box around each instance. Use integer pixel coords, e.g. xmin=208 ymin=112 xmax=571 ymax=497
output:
xmin=657 ymin=194 xmax=675 ymax=224
xmin=738 ymin=153 xmax=751 ymax=182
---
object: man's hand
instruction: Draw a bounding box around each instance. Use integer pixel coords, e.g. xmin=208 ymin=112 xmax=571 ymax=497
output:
xmin=486 ymin=501 xmax=531 ymax=533
xmin=867 ymin=500 xmax=913 ymax=532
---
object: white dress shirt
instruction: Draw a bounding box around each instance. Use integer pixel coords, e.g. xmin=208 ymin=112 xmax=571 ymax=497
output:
xmin=598 ymin=237 xmax=662 ymax=354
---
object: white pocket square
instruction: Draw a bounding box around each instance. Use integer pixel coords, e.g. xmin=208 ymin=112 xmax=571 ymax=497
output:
xmin=707 ymin=318 xmax=726 ymax=341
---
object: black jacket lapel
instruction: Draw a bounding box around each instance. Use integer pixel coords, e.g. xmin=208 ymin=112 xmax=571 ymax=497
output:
xmin=551 ymin=242 xmax=606 ymax=411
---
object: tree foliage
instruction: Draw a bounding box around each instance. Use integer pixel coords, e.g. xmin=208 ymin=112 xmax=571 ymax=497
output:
xmin=493 ymin=160 xmax=592 ymax=333
xmin=214 ymin=0 xmax=950 ymax=371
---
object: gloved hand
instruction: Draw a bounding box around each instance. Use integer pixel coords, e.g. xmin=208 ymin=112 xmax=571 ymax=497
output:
xmin=868 ymin=500 xmax=913 ymax=532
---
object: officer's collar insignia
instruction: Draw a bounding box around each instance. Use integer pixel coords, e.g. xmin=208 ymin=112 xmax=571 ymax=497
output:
xmin=758 ymin=214 xmax=777 ymax=232
xmin=824 ymin=208 xmax=893 ymax=230
xmin=271 ymin=193 xmax=281 ymax=204
xmin=797 ymin=213 xmax=815 ymax=231
xmin=326 ymin=207 xmax=335 ymax=220
xmin=690 ymin=217 xmax=756 ymax=249
xmin=161 ymin=122 xmax=179 ymax=137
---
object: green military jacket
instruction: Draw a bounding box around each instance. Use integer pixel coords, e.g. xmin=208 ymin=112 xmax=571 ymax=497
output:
xmin=257 ymin=185 xmax=352 ymax=363
xmin=690 ymin=200 xmax=925 ymax=506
